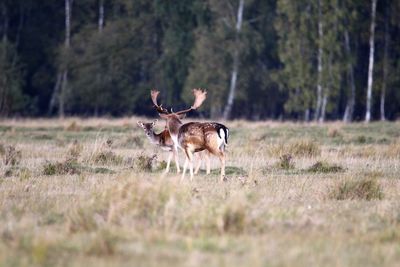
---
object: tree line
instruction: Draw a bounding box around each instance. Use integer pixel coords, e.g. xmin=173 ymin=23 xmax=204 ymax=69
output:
xmin=0 ymin=0 xmax=399 ymax=121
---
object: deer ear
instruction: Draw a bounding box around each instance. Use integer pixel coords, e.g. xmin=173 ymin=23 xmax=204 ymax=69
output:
xmin=152 ymin=119 xmax=158 ymax=126
xmin=137 ymin=121 xmax=144 ymax=127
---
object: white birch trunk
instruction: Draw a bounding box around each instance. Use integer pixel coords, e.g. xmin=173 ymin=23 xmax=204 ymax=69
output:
xmin=59 ymin=0 xmax=72 ymax=118
xmin=94 ymin=0 xmax=105 ymax=116
xmin=365 ymin=0 xmax=377 ymax=123
xmin=314 ymin=0 xmax=323 ymax=121
xmin=98 ymin=0 xmax=104 ymax=33
xmin=380 ymin=5 xmax=389 ymax=121
xmin=343 ymin=30 xmax=356 ymax=123
xmin=223 ymin=0 xmax=244 ymax=120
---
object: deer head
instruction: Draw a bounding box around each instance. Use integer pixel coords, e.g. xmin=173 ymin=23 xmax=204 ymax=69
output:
xmin=137 ymin=119 xmax=158 ymax=137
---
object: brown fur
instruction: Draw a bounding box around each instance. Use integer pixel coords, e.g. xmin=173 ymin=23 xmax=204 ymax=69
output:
xmin=151 ymin=89 xmax=227 ymax=181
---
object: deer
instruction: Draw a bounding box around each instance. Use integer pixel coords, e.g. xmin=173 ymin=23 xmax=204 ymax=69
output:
xmin=137 ymin=120 xmax=180 ymax=174
xmin=137 ymin=119 xmax=211 ymax=174
xmin=151 ymin=89 xmax=229 ymax=181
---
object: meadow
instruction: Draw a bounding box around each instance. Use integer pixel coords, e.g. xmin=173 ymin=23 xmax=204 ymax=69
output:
xmin=0 ymin=118 xmax=399 ymax=267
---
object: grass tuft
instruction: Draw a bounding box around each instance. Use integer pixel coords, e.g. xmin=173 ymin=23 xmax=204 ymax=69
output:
xmin=135 ymin=154 xmax=158 ymax=172
xmin=275 ymin=154 xmax=295 ymax=170
xmin=0 ymin=143 xmax=5 ymax=155
xmin=330 ymin=176 xmax=384 ymax=200
xmin=3 ymin=145 xmax=22 ymax=166
xmin=306 ymin=161 xmax=344 ymax=173
xmin=65 ymin=121 xmax=81 ymax=131
xmin=269 ymin=139 xmax=320 ymax=158
xmin=42 ymin=159 xmax=81 ymax=175
xmin=327 ymin=127 xmax=343 ymax=138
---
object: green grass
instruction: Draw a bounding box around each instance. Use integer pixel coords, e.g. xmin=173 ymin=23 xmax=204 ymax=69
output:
xmin=0 ymin=118 xmax=400 ymax=267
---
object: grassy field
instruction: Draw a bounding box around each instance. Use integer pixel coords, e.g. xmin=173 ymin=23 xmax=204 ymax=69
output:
xmin=0 ymin=118 xmax=400 ymax=267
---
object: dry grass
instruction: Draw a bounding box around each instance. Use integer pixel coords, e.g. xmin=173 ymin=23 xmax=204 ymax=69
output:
xmin=0 ymin=118 xmax=400 ymax=267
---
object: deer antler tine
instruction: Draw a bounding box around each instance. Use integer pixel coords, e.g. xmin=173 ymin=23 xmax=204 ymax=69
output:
xmin=191 ymin=88 xmax=207 ymax=110
xmin=150 ymin=89 xmax=169 ymax=114
xmin=175 ymin=88 xmax=207 ymax=115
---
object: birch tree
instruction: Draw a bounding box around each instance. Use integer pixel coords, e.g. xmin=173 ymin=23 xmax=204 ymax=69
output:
xmin=314 ymin=0 xmax=323 ymax=121
xmin=222 ymin=0 xmax=244 ymax=120
xmin=48 ymin=0 xmax=72 ymax=117
xmin=365 ymin=0 xmax=377 ymax=122
xmin=380 ymin=4 xmax=389 ymax=121
xmin=342 ymin=30 xmax=356 ymax=122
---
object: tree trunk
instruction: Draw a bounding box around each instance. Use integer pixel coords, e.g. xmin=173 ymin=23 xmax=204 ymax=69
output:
xmin=380 ymin=4 xmax=389 ymax=121
xmin=320 ymin=51 xmax=335 ymax=123
xmin=98 ymin=0 xmax=104 ymax=33
xmin=94 ymin=0 xmax=104 ymax=116
xmin=48 ymin=72 xmax=62 ymax=115
xmin=314 ymin=0 xmax=323 ymax=121
xmin=59 ymin=0 xmax=72 ymax=118
xmin=343 ymin=30 xmax=356 ymax=123
xmin=365 ymin=0 xmax=377 ymax=123
xmin=223 ymin=0 xmax=244 ymax=120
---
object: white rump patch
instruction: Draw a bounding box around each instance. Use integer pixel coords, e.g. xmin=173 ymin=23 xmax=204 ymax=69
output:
xmin=217 ymin=128 xmax=226 ymax=149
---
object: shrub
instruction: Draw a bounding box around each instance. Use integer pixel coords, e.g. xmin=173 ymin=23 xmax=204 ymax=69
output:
xmin=275 ymin=154 xmax=294 ymax=170
xmin=306 ymin=161 xmax=344 ymax=173
xmin=330 ymin=177 xmax=383 ymax=200
xmin=90 ymin=139 xmax=123 ymax=165
xmin=93 ymin=151 xmax=123 ymax=165
xmin=135 ymin=154 xmax=157 ymax=172
xmin=3 ymin=145 xmax=22 ymax=166
xmin=43 ymin=159 xmax=81 ymax=175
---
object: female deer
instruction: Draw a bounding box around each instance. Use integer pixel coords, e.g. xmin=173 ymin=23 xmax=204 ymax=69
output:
xmin=137 ymin=120 xmax=180 ymax=174
xmin=151 ymin=89 xmax=228 ymax=181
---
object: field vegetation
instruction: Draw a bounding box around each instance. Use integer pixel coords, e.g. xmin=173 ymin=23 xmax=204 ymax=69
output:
xmin=0 ymin=118 xmax=399 ymax=266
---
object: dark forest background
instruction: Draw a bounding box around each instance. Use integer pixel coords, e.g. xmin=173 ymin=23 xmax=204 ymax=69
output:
xmin=0 ymin=0 xmax=399 ymax=121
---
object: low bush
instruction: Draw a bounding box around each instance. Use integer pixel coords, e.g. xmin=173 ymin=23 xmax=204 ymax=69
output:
xmin=330 ymin=177 xmax=383 ymax=200
xmin=306 ymin=161 xmax=344 ymax=173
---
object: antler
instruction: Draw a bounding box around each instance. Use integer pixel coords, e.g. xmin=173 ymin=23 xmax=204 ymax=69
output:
xmin=151 ymin=89 xmax=169 ymax=114
xmin=176 ymin=88 xmax=207 ymax=115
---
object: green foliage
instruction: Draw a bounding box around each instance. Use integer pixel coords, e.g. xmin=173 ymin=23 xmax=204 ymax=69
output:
xmin=0 ymin=41 xmax=27 ymax=115
xmin=1 ymin=0 xmax=400 ymax=119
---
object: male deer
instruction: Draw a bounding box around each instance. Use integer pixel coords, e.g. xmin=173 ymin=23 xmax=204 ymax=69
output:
xmin=151 ymin=89 xmax=229 ymax=181
xmin=137 ymin=120 xmax=210 ymax=174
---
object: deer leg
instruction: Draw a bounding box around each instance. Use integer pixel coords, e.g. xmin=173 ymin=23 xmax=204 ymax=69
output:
xmin=206 ymin=152 xmax=211 ymax=175
xmin=164 ymin=152 xmax=173 ymax=174
xmin=219 ymin=152 xmax=226 ymax=182
xmin=186 ymin=150 xmax=195 ymax=181
xmin=194 ymin=152 xmax=202 ymax=174
xmin=173 ymin=147 xmax=180 ymax=173
xmin=181 ymin=156 xmax=188 ymax=181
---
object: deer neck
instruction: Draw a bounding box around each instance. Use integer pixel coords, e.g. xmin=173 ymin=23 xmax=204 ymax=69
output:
xmin=146 ymin=130 xmax=161 ymax=145
xmin=166 ymin=118 xmax=182 ymax=137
